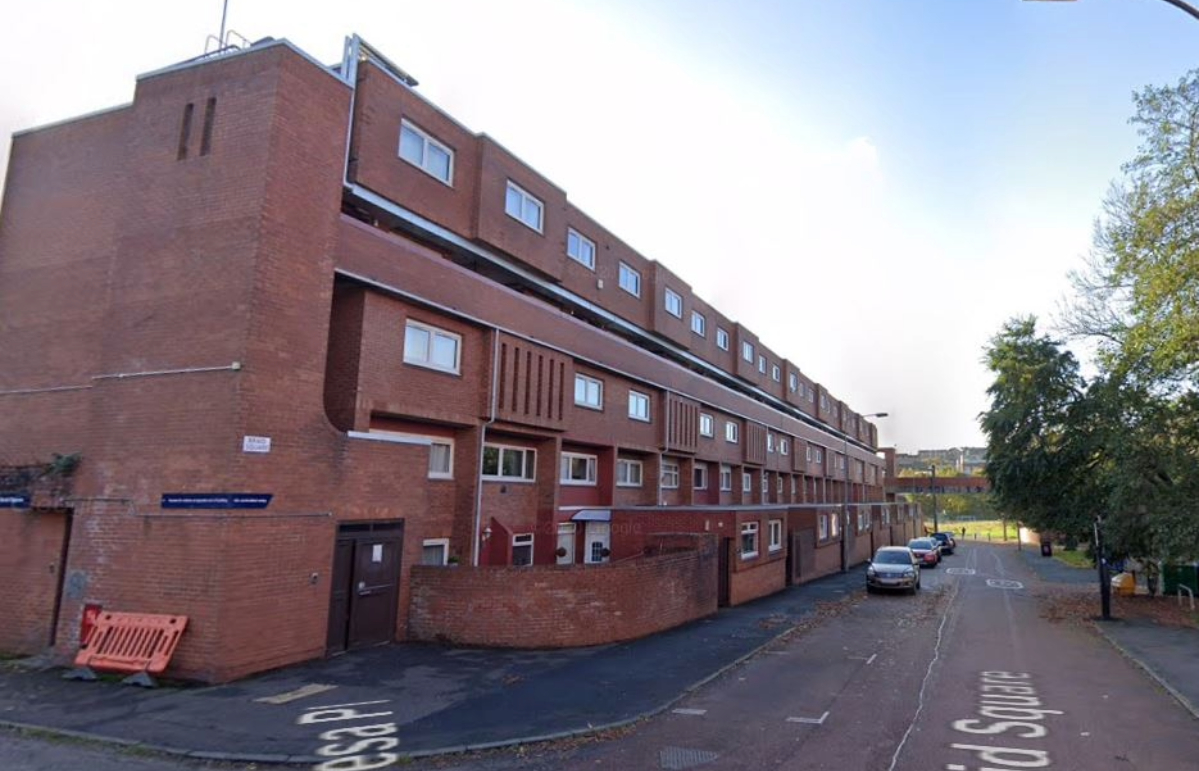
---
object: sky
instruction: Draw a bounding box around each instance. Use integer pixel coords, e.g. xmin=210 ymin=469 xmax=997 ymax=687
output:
xmin=2 ymin=0 xmax=1197 ymax=453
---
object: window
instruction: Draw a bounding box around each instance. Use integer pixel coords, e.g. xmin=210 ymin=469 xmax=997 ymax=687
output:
xmin=820 ymin=393 xmax=829 ymax=411
xmin=819 ymin=514 xmax=829 ymax=540
xmin=693 ymin=463 xmax=708 ymax=490
xmin=661 ymin=461 xmax=679 ymax=489
xmin=512 ymin=533 xmax=534 ymax=566
xmin=399 ymin=120 xmax=454 ymax=184
xmin=664 ymin=288 xmax=683 ymax=318
xmin=699 ymin=413 xmax=714 ymax=438
xmin=720 ymin=465 xmax=733 ymax=491
xmin=790 ymin=476 xmax=797 ymax=498
xmin=767 ymin=433 xmax=775 ymax=454
xmin=482 ymin=444 xmax=535 ymax=481
xmin=815 ymin=448 xmax=824 ymax=464
xmin=560 ymin=452 xmax=598 ymax=485
xmin=771 ymin=364 xmax=781 ymax=382
xmin=725 ymin=421 xmax=739 ymax=443
xmin=789 ymin=373 xmax=798 ymax=392
xmin=858 ymin=509 xmax=870 ymax=531
xmin=404 ymin=320 xmax=461 ymax=374
xmin=780 ymin=438 xmax=789 ymax=456
xmin=882 ymin=508 xmax=891 ymax=526
xmin=742 ymin=341 xmax=754 ymax=363
xmin=758 ymin=355 xmax=767 ymax=374
xmin=421 ymin=538 xmax=450 ymax=565
xmin=617 ymin=458 xmax=643 ymax=487
xmin=761 ymin=473 xmax=769 ymax=495
xmin=429 ymin=441 xmax=453 ymax=479
xmin=505 ymin=180 xmax=543 ymax=232
xmin=566 ymin=228 xmax=596 ymax=269
xmin=807 ymin=385 xmax=816 ymax=404
xmin=574 ymin=374 xmax=603 ymax=410
xmin=830 ymin=512 xmax=841 ymax=538
xmin=716 ymin=328 xmax=730 ymax=351
xmin=806 ymin=446 xmax=812 ymax=462
xmin=769 ymin=520 xmax=783 ymax=552
xmin=742 ymin=471 xmax=752 ymax=493
xmin=629 ymin=390 xmax=651 ymax=422
xmin=618 ymin=262 xmax=641 ymax=297
xmin=740 ymin=522 xmax=759 ymax=559
xmin=691 ymin=310 xmax=706 ymax=336
xmin=777 ymin=475 xmax=783 ymax=495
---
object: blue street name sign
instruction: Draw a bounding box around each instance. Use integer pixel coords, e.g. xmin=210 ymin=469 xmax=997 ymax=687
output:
xmin=160 ymin=493 xmax=273 ymax=509
xmin=0 ymin=493 xmax=32 ymax=509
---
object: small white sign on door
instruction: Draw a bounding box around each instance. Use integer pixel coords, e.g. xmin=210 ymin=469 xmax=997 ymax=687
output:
xmin=371 ymin=544 xmax=384 ymax=563
xmin=242 ymin=435 xmax=272 ymax=453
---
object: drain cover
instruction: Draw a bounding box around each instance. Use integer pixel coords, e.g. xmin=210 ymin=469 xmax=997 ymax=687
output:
xmin=659 ymin=746 xmax=720 ymax=769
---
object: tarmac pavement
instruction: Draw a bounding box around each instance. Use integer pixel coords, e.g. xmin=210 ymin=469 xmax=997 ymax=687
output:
xmin=2 ymin=545 xmax=1195 ymax=764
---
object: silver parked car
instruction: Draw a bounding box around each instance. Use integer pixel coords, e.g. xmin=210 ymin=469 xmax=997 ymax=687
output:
xmin=866 ymin=546 xmax=921 ymax=594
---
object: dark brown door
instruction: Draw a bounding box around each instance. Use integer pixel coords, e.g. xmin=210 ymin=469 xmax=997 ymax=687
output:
xmin=798 ymin=529 xmax=816 ymax=583
xmin=327 ymin=521 xmax=403 ymax=655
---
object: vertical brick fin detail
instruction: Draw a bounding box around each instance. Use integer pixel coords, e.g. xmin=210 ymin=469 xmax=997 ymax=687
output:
xmin=200 ymin=97 xmax=217 ymax=156
xmin=177 ymin=102 xmax=194 ymax=160
xmin=665 ymin=394 xmax=700 ymax=453
xmin=745 ymin=422 xmax=767 ymax=465
xmin=494 ymin=333 xmax=568 ymax=430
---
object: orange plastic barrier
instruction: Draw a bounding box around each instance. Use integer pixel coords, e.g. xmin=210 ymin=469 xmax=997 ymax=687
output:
xmin=74 ymin=612 xmax=189 ymax=675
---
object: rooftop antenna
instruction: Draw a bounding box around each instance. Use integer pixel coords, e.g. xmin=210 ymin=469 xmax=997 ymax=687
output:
xmin=218 ymin=0 xmax=229 ymax=49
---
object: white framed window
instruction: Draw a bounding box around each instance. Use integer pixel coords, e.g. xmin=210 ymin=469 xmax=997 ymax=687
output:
xmin=404 ymin=320 xmax=461 ymax=375
xmin=815 ymin=448 xmax=824 ymax=464
xmin=399 ymin=120 xmax=453 ymax=184
xmin=482 ymin=443 xmax=536 ymax=481
xmin=769 ymin=520 xmax=783 ymax=552
xmin=742 ymin=471 xmax=752 ymax=493
xmin=661 ymin=461 xmax=679 ymax=489
xmin=882 ymin=508 xmax=891 ymax=526
xmin=618 ymin=262 xmax=641 ymax=297
xmin=699 ymin=413 xmax=714 ymax=438
xmin=807 ymin=385 xmax=816 ymax=404
xmin=617 ymin=458 xmax=643 ymax=487
xmin=691 ymin=310 xmax=706 ymax=336
xmin=761 ymin=473 xmax=769 ymax=495
xmin=830 ymin=512 xmax=841 ymax=538
xmin=429 ymin=440 xmax=454 ymax=479
xmin=790 ymin=476 xmax=797 ymax=497
xmin=716 ymin=328 xmax=730 ymax=351
xmin=806 ymin=446 xmax=812 ymax=462
xmin=777 ymin=475 xmax=783 ymax=495
xmin=574 ymin=373 xmax=603 ymax=410
xmin=566 ymin=228 xmax=596 ymax=269
xmin=742 ymin=341 xmax=754 ymax=363
xmin=725 ymin=421 xmax=739 ymax=444
xmin=858 ymin=509 xmax=870 ymax=531
xmin=771 ymin=364 xmax=781 ymax=382
xmin=767 ymin=433 xmax=775 ymax=454
xmin=560 ymin=452 xmax=598 ymax=485
xmin=780 ymin=438 xmax=789 ymax=456
xmin=664 ymin=288 xmax=683 ymax=318
xmin=628 ymin=390 xmax=651 ymax=422
xmin=820 ymin=393 xmax=829 ymax=411
xmin=693 ymin=462 xmax=708 ymax=490
xmin=505 ymin=180 xmax=544 ymax=232
xmin=819 ymin=513 xmax=829 ymax=540
xmin=758 ymin=354 xmax=767 ymax=374
xmin=512 ymin=533 xmax=534 ymax=566
xmin=740 ymin=522 xmax=759 ymax=559
xmin=421 ymin=538 xmax=450 ymax=565
xmin=789 ymin=372 xmax=798 ymax=392
xmin=720 ymin=465 xmax=733 ymax=491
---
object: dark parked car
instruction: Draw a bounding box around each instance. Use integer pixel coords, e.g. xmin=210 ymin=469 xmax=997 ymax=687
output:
xmin=908 ymin=537 xmax=941 ymax=567
xmin=931 ymin=532 xmax=956 ymax=555
xmin=866 ymin=546 xmax=921 ymax=594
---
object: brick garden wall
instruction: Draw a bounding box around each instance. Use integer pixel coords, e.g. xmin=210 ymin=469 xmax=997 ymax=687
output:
xmin=408 ymin=534 xmax=717 ymax=648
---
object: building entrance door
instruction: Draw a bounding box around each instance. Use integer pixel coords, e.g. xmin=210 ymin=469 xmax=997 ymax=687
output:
xmin=327 ymin=521 xmax=403 ymax=655
xmin=583 ymin=522 xmax=610 ymax=563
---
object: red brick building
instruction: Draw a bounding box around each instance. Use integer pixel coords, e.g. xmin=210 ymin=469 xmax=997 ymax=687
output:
xmin=0 ymin=36 xmax=913 ymax=682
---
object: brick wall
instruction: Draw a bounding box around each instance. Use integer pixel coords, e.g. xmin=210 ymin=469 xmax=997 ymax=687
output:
xmin=408 ymin=534 xmax=716 ymax=647
xmin=729 ymin=558 xmax=786 ymax=606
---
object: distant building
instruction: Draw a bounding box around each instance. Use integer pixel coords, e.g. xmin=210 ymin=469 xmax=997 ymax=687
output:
xmin=895 ymin=447 xmax=986 ymax=476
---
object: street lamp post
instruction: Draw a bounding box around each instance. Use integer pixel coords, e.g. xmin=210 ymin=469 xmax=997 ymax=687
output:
xmin=1025 ymin=0 xmax=1199 ymax=24
xmin=841 ymin=412 xmax=888 ymax=572
xmin=930 ymin=465 xmax=939 ymax=535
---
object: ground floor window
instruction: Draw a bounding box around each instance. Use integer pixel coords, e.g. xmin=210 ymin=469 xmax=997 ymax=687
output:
xmin=512 ymin=533 xmax=534 ymax=566
xmin=768 ymin=520 xmax=783 ymax=552
xmin=741 ymin=522 xmax=759 ymax=559
xmin=421 ymin=538 xmax=449 ymax=565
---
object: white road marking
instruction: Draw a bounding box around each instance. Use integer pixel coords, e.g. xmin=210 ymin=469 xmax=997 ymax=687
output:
xmin=848 ymin=653 xmax=878 ymax=665
xmin=986 ymin=578 xmax=1024 ymax=590
xmin=945 ymin=568 xmax=975 ymax=575
xmin=255 ymin=683 xmax=337 ymax=705
xmin=786 ymin=711 xmax=829 ymax=725
xmin=672 ymin=708 xmax=707 ymax=716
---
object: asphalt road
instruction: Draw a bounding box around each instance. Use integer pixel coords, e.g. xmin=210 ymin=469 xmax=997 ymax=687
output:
xmin=9 ymin=542 xmax=1198 ymax=770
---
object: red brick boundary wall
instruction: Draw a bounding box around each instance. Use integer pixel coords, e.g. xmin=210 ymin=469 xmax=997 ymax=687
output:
xmin=408 ymin=534 xmax=717 ymax=648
